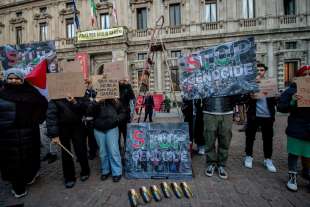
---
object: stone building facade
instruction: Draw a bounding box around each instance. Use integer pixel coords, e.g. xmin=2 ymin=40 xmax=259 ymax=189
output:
xmin=0 ymin=0 xmax=310 ymax=95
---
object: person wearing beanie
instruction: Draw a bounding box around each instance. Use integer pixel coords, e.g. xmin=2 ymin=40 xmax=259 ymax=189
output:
xmin=0 ymin=68 xmax=48 ymax=198
xmin=278 ymin=66 xmax=310 ymax=192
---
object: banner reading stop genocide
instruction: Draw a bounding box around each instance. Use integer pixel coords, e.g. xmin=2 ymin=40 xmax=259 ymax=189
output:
xmin=178 ymin=37 xmax=259 ymax=99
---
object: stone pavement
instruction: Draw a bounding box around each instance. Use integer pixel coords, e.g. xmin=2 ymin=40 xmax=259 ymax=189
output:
xmin=1 ymin=114 xmax=310 ymax=207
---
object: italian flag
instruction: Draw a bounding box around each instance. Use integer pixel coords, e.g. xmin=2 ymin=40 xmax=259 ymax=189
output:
xmin=88 ymin=0 xmax=96 ymax=26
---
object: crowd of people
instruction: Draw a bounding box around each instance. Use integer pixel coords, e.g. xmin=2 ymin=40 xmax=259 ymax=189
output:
xmin=0 ymin=63 xmax=309 ymax=199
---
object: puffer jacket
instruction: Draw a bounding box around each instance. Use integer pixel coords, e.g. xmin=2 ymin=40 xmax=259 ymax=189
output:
xmin=278 ymin=83 xmax=310 ymax=141
xmin=0 ymin=83 xmax=47 ymax=181
xmin=90 ymin=99 xmax=127 ymax=132
xmin=46 ymin=98 xmax=85 ymax=138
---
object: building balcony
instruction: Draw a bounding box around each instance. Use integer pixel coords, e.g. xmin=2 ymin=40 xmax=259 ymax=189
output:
xmin=55 ymin=38 xmax=75 ymax=50
xmin=166 ymin=57 xmax=178 ymax=68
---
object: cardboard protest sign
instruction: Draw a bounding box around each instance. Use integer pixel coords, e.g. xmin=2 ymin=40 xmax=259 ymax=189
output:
xmin=47 ymin=72 xmax=85 ymax=99
xmin=178 ymin=37 xmax=259 ymax=99
xmin=61 ymin=61 xmax=81 ymax=73
xmin=255 ymin=78 xmax=278 ymax=98
xmin=296 ymin=76 xmax=310 ymax=107
xmin=125 ymin=122 xmax=193 ymax=179
xmin=104 ymin=61 xmax=126 ymax=80
xmin=92 ymin=75 xmax=119 ymax=100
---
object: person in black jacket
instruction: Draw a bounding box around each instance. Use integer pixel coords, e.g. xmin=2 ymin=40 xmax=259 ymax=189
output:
xmin=0 ymin=68 xmax=47 ymax=198
xmin=46 ymin=96 xmax=90 ymax=188
xmin=90 ymin=99 xmax=127 ymax=182
xmin=278 ymin=67 xmax=310 ymax=192
xmin=143 ymin=92 xmax=154 ymax=122
xmin=83 ymin=80 xmax=98 ymax=160
xmin=118 ymin=78 xmax=135 ymax=151
xmin=244 ymin=63 xmax=277 ymax=173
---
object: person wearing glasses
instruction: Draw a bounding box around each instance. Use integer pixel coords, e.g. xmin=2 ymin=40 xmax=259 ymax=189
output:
xmin=244 ymin=63 xmax=278 ymax=173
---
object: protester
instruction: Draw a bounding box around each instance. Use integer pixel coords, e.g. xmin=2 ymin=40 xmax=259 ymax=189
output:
xmin=278 ymin=67 xmax=310 ymax=191
xmin=244 ymin=63 xmax=277 ymax=173
xmin=203 ymin=95 xmax=237 ymax=179
xmin=46 ymin=96 xmax=90 ymax=188
xmin=89 ymin=99 xmax=127 ymax=182
xmin=181 ymin=99 xmax=194 ymax=154
xmin=83 ymin=80 xmax=98 ymax=160
xmin=194 ymin=99 xmax=205 ymax=155
xmin=143 ymin=91 xmax=154 ymax=122
xmin=0 ymin=68 xmax=47 ymax=198
xmin=163 ymin=94 xmax=171 ymax=113
xmin=118 ymin=77 xmax=135 ymax=150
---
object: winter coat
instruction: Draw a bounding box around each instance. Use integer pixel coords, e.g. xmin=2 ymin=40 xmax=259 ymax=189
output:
xmin=278 ymin=83 xmax=310 ymax=141
xmin=46 ymin=98 xmax=86 ymax=138
xmin=119 ymin=83 xmax=135 ymax=108
xmin=90 ymin=99 xmax=128 ymax=132
xmin=0 ymin=82 xmax=47 ymax=182
xmin=143 ymin=95 xmax=154 ymax=110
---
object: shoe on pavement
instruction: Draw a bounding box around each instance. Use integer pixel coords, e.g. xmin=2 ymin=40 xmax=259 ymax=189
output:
xmin=100 ymin=173 xmax=111 ymax=181
xmin=264 ymin=159 xmax=277 ymax=173
xmin=64 ymin=180 xmax=76 ymax=188
xmin=205 ymin=164 xmax=216 ymax=177
xmin=80 ymin=174 xmax=89 ymax=182
xmin=287 ymin=171 xmax=298 ymax=192
xmin=197 ymin=146 xmax=205 ymax=155
xmin=112 ymin=175 xmax=122 ymax=182
xmin=218 ymin=166 xmax=228 ymax=179
xmin=11 ymin=189 xmax=28 ymax=198
xmin=244 ymin=156 xmax=253 ymax=169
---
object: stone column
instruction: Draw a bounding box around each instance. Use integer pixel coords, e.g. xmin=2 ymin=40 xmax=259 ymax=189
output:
xmin=267 ymin=41 xmax=275 ymax=78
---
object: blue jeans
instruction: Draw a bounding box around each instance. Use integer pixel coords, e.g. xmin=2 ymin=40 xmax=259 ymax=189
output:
xmin=94 ymin=128 xmax=122 ymax=176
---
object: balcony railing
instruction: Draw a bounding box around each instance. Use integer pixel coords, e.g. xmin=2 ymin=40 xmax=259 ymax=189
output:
xmin=168 ymin=26 xmax=182 ymax=34
xmin=279 ymin=15 xmax=297 ymax=24
xmin=132 ymin=29 xmax=149 ymax=37
xmin=240 ymin=19 xmax=257 ymax=27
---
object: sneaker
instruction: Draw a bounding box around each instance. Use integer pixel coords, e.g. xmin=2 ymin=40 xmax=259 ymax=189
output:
xmin=64 ymin=180 xmax=76 ymax=188
xmin=80 ymin=174 xmax=89 ymax=182
xmin=112 ymin=175 xmax=122 ymax=182
xmin=100 ymin=173 xmax=111 ymax=181
xmin=27 ymin=172 xmax=40 ymax=185
xmin=205 ymin=164 xmax=216 ymax=177
xmin=197 ymin=146 xmax=205 ymax=155
xmin=11 ymin=189 xmax=28 ymax=198
xmin=264 ymin=159 xmax=277 ymax=173
xmin=244 ymin=156 xmax=253 ymax=169
xmin=287 ymin=171 xmax=298 ymax=192
xmin=218 ymin=166 xmax=228 ymax=179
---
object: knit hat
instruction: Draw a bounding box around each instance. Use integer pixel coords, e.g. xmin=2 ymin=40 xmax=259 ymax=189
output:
xmin=4 ymin=68 xmax=25 ymax=81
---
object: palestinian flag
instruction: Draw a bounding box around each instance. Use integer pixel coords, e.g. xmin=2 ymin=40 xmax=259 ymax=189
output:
xmin=25 ymin=59 xmax=48 ymax=97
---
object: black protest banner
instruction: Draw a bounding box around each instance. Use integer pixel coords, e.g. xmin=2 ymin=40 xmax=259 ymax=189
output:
xmin=125 ymin=123 xmax=192 ymax=179
xmin=178 ymin=37 xmax=259 ymax=99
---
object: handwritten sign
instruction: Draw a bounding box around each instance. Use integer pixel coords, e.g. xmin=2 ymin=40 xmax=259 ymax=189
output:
xmin=296 ymin=76 xmax=310 ymax=107
xmin=125 ymin=122 xmax=192 ymax=180
xmin=255 ymin=78 xmax=278 ymax=98
xmin=179 ymin=37 xmax=258 ymax=99
xmin=47 ymin=72 xmax=85 ymax=99
xmin=104 ymin=61 xmax=126 ymax=80
xmin=61 ymin=61 xmax=81 ymax=73
xmin=92 ymin=75 xmax=119 ymax=100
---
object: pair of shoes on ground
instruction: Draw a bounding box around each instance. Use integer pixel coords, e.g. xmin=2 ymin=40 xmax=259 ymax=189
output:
xmin=244 ymin=156 xmax=277 ymax=173
xmin=80 ymin=174 xmax=90 ymax=182
xmin=100 ymin=173 xmax=121 ymax=182
xmin=205 ymin=164 xmax=228 ymax=179
xmin=11 ymin=189 xmax=28 ymax=198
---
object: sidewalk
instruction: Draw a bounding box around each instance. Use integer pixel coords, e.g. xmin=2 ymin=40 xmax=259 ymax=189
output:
xmin=1 ymin=115 xmax=309 ymax=207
